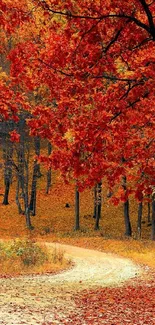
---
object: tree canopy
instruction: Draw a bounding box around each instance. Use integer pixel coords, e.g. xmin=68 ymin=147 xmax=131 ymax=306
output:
xmin=0 ymin=0 xmax=155 ymax=200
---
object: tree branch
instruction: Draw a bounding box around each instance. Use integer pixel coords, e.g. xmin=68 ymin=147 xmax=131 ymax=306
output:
xmin=37 ymin=58 xmax=73 ymax=77
xmin=92 ymin=74 xmax=136 ymax=82
xmin=138 ymin=0 xmax=155 ymax=38
xmin=104 ymin=27 xmax=124 ymax=53
xmin=39 ymin=0 xmax=151 ymax=34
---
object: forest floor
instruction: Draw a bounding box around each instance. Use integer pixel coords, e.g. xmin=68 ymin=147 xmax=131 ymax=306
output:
xmin=0 ymin=174 xmax=155 ymax=324
xmin=1 ymin=178 xmax=155 ymax=269
xmin=0 ymin=242 xmax=151 ymax=325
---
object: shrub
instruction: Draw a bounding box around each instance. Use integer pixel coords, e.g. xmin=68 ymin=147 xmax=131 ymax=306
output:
xmin=0 ymin=240 xmax=72 ymax=276
xmin=0 ymin=243 xmax=7 ymax=262
xmin=0 ymin=239 xmax=48 ymax=267
xmin=10 ymin=239 xmax=48 ymax=266
xmin=51 ymin=246 xmax=65 ymax=265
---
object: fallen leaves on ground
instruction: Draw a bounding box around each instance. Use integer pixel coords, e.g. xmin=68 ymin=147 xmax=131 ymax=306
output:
xmin=64 ymin=274 xmax=155 ymax=325
xmin=40 ymin=272 xmax=155 ymax=325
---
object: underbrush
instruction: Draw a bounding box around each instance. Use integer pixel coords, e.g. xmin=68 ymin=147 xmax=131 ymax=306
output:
xmin=0 ymin=239 xmax=71 ymax=277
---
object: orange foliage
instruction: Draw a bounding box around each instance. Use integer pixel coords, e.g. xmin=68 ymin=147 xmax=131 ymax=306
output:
xmin=0 ymin=169 xmax=155 ymax=269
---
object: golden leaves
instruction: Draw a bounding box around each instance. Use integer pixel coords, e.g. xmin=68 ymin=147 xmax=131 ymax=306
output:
xmin=0 ymin=70 xmax=8 ymax=81
xmin=64 ymin=129 xmax=75 ymax=143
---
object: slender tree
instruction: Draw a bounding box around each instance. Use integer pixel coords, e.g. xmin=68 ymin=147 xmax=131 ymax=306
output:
xmin=2 ymin=123 xmax=13 ymax=205
xmin=94 ymin=182 xmax=102 ymax=230
xmin=16 ymin=117 xmax=33 ymax=229
xmin=29 ymin=136 xmax=42 ymax=215
xmin=46 ymin=142 xmax=52 ymax=194
xmin=29 ymin=157 xmax=38 ymax=216
xmin=151 ymin=193 xmax=155 ymax=241
xmin=137 ymin=201 xmax=143 ymax=239
xmin=147 ymin=195 xmax=151 ymax=224
xmin=93 ymin=185 xmax=97 ymax=219
xmin=74 ymin=184 xmax=80 ymax=231
xmin=122 ymin=176 xmax=132 ymax=237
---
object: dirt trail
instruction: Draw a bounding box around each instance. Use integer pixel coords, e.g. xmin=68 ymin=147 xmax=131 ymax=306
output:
xmin=0 ymin=242 xmax=142 ymax=325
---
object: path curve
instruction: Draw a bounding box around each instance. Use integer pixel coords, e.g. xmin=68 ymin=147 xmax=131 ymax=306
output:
xmin=0 ymin=242 xmax=142 ymax=325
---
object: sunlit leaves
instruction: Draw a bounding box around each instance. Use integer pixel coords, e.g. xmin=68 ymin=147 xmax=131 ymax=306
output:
xmin=1 ymin=0 xmax=155 ymax=201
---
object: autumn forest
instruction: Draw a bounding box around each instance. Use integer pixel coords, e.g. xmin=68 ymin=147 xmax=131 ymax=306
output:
xmin=0 ymin=1 xmax=155 ymax=324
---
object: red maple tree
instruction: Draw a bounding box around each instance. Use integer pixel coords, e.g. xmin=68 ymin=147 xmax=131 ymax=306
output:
xmin=2 ymin=0 xmax=155 ymax=199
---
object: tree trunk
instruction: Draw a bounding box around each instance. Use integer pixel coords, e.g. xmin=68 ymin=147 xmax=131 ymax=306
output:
xmin=29 ymin=160 xmax=38 ymax=216
xmin=16 ymin=117 xmax=33 ymax=229
xmin=2 ymin=125 xmax=13 ymax=205
xmin=3 ymin=180 xmax=10 ymax=205
xmin=93 ymin=185 xmax=97 ymax=218
xmin=25 ymin=206 xmax=33 ymax=230
xmin=94 ymin=182 xmax=102 ymax=230
xmin=74 ymin=185 xmax=80 ymax=230
xmin=17 ymin=119 xmax=26 ymax=212
xmin=137 ymin=201 xmax=143 ymax=239
xmin=122 ymin=176 xmax=132 ymax=237
xmin=93 ymin=185 xmax=97 ymax=219
xmin=34 ymin=136 xmax=42 ymax=177
xmin=29 ymin=137 xmax=41 ymax=216
xmin=124 ymin=200 xmax=132 ymax=237
xmin=151 ymin=194 xmax=155 ymax=241
xmin=29 ymin=137 xmax=42 ymax=215
xmin=147 ymin=195 xmax=151 ymax=224
xmin=15 ymin=179 xmax=24 ymax=214
xmin=46 ymin=142 xmax=52 ymax=194
xmin=24 ymin=139 xmax=33 ymax=229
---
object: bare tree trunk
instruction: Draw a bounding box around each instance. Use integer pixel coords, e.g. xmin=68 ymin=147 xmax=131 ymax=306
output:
xmin=94 ymin=182 xmax=102 ymax=230
xmin=74 ymin=185 xmax=80 ymax=231
xmin=46 ymin=142 xmax=52 ymax=194
xmin=122 ymin=176 xmax=132 ymax=237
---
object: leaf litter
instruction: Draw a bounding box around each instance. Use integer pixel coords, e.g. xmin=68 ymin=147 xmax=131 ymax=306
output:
xmin=0 ymin=242 xmax=151 ymax=325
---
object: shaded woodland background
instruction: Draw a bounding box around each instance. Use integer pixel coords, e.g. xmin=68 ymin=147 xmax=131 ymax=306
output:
xmin=0 ymin=124 xmax=154 ymax=241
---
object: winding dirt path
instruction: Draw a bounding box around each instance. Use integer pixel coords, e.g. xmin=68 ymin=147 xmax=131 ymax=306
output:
xmin=0 ymin=243 xmax=142 ymax=325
